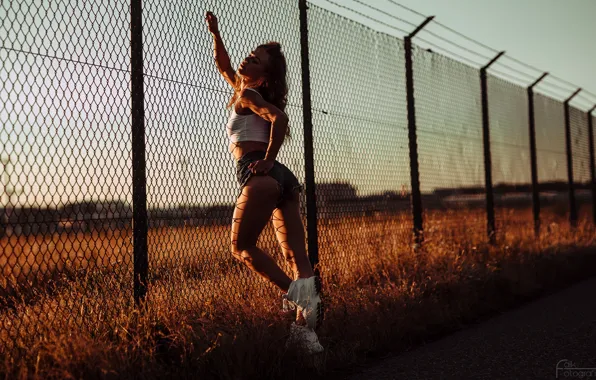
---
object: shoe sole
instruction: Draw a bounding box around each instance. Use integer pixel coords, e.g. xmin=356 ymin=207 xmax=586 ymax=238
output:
xmin=286 ymin=323 xmax=324 ymax=354
xmin=311 ymin=276 xmax=324 ymax=330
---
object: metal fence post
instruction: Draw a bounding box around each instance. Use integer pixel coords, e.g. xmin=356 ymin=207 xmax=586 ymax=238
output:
xmin=480 ymin=51 xmax=505 ymax=245
xmin=527 ymin=72 xmax=549 ymax=238
xmin=564 ymin=88 xmax=582 ymax=229
xmin=587 ymin=104 xmax=596 ymax=224
xmin=404 ymin=16 xmax=433 ymax=248
xmin=298 ymin=0 xmax=319 ymax=273
xmin=131 ymin=0 xmax=148 ymax=304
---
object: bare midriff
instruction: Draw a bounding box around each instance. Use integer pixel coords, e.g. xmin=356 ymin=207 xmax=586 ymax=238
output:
xmin=229 ymin=141 xmax=269 ymax=161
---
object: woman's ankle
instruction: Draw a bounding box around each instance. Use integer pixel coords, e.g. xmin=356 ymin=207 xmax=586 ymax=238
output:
xmin=295 ymin=269 xmax=315 ymax=280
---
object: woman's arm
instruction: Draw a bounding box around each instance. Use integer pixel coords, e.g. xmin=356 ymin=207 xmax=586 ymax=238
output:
xmin=237 ymin=89 xmax=288 ymax=162
xmin=206 ymin=12 xmax=238 ymax=89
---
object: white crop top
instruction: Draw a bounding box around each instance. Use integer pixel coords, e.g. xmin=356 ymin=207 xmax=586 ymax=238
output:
xmin=226 ymin=88 xmax=270 ymax=150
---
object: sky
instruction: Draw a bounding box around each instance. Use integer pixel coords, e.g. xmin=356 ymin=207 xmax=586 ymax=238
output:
xmin=312 ymin=0 xmax=596 ymax=109
xmin=1 ymin=0 xmax=594 ymax=209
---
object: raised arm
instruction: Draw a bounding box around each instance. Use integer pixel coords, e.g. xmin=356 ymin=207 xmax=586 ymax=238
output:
xmin=205 ymin=12 xmax=238 ymax=89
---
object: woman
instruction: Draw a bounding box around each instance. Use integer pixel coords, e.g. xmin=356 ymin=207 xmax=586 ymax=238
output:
xmin=205 ymin=11 xmax=324 ymax=340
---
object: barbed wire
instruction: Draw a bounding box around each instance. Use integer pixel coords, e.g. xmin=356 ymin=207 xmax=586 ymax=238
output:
xmin=413 ymin=38 xmax=484 ymax=68
xmin=488 ymin=68 xmax=532 ymax=86
xmin=536 ymin=80 xmax=581 ymax=96
xmin=345 ymin=0 xmax=594 ymax=101
xmin=352 ymin=0 xmax=493 ymax=61
xmin=352 ymin=0 xmax=417 ymax=29
xmin=319 ymin=0 xmax=410 ymax=35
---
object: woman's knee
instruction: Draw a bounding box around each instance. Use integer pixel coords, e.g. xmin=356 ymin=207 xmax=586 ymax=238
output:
xmin=230 ymin=240 xmax=255 ymax=260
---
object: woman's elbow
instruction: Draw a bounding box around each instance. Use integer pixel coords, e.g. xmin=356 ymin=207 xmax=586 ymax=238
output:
xmin=274 ymin=113 xmax=289 ymax=125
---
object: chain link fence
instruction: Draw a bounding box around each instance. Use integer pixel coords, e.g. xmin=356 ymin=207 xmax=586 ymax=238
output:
xmin=570 ymin=106 xmax=592 ymax=221
xmin=140 ymin=0 xmax=306 ymax=312
xmin=413 ymin=47 xmax=488 ymax=242
xmin=0 ymin=0 xmax=134 ymax=341
xmin=488 ymin=74 xmax=532 ymax=237
xmin=1 ymin=0 xmax=595 ymax=349
xmin=534 ymin=93 xmax=572 ymax=227
xmin=307 ymin=3 xmax=412 ymax=283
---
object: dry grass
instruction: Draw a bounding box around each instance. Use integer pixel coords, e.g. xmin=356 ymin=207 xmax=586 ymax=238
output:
xmin=1 ymin=206 xmax=595 ymax=379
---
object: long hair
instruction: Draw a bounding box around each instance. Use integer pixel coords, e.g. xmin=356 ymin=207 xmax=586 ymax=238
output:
xmin=227 ymin=41 xmax=291 ymax=140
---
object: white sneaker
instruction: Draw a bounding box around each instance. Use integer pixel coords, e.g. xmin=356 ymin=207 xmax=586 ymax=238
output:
xmin=285 ymin=276 xmax=324 ymax=330
xmin=286 ymin=322 xmax=324 ymax=354
xmin=282 ymin=293 xmax=294 ymax=313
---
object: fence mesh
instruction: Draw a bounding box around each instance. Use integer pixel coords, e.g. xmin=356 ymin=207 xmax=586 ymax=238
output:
xmin=141 ymin=0 xmax=305 ymax=306
xmin=307 ymin=4 xmax=412 ymax=282
xmin=570 ymin=106 xmax=592 ymax=223
xmin=413 ymin=47 xmax=487 ymax=243
xmin=487 ymin=74 xmax=532 ymax=238
xmin=533 ymin=93 xmax=570 ymax=230
xmin=0 ymin=0 xmax=133 ymax=344
xmin=0 ymin=0 xmax=594 ymax=356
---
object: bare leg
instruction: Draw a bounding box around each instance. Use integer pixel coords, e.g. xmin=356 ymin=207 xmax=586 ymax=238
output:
xmin=271 ymin=189 xmax=315 ymax=281
xmin=230 ymin=175 xmax=292 ymax=292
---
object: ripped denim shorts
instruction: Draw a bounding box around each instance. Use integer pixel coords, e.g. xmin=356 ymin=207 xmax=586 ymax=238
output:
xmin=236 ymin=151 xmax=303 ymax=208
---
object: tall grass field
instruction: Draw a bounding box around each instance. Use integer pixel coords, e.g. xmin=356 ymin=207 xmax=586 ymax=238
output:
xmin=1 ymin=206 xmax=595 ymax=379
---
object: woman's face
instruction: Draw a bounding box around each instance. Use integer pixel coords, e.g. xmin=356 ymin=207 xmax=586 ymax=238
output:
xmin=238 ymin=47 xmax=269 ymax=82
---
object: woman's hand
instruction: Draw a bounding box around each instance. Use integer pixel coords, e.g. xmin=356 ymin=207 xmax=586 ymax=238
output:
xmin=248 ymin=159 xmax=274 ymax=175
xmin=205 ymin=11 xmax=219 ymax=35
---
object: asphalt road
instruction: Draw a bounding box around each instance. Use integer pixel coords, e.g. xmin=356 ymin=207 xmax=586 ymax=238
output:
xmin=347 ymin=276 xmax=596 ymax=380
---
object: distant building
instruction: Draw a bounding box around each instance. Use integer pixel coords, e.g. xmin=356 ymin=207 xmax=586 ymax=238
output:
xmin=314 ymin=182 xmax=358 ymax=218
xmin=59 ymin=200 xmax=133 ymax=232
xmin=1 ymin=206 xmax=60 ymax=236
xmin=0 ymin=200 xmax=133 ymax=237
xmin=315 ymin=182 xmax=357 ymax=202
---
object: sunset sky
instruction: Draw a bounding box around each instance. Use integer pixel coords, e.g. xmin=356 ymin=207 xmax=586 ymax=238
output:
xmin=312 ymin=0 xmax=596 ymax=103
xmin=1 ymin=0 xmax=594 ymax=209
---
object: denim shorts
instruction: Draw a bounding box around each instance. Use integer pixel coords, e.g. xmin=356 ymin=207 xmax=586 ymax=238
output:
xmin=236 ymin=151 xmax=303 ymax=208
